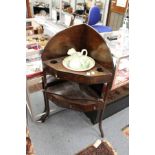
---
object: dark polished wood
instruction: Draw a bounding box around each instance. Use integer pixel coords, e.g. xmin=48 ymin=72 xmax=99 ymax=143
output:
xmin=99 ymin=83 xmax=110 ymax=137
xmin=40 ymin=24 xmax=114 ymax=137
xmin=45 ymin=81 xmax=104 ymax=112
xmin=42 ymin=24 xmax=114 ymax=73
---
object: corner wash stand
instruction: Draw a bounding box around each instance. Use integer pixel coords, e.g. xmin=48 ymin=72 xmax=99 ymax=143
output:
xmin=39 ymin=24 xmax=114 ymax=137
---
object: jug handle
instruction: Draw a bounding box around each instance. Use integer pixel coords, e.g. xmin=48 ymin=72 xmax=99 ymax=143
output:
xmin=81 ymin=49 xmax=88 ymax=56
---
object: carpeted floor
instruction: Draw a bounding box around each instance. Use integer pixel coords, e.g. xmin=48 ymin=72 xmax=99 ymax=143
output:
xmin=27 ymin=104 xmax=129 ymax=155
xmin=27 ymin=81 xmax=129 ymax=155
xmin=26 ymin=136 xmax=117 ymax=155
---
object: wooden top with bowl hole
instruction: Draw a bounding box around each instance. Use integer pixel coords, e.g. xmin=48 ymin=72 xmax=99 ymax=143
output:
xmin=43 ymin=56 xmax=113 ymax=84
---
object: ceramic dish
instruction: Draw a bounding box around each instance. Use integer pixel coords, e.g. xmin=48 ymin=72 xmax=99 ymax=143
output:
xmin=62 ymin=55 xmax=95 ymax=72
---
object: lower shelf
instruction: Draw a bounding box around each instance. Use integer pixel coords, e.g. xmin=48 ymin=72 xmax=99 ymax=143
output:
xmin=46 ymin=81 xmax=104 ymax=112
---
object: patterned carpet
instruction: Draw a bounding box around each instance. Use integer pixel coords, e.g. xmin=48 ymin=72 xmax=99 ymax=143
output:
xmin=26 ymin=128 xmax=35 ymax=155
xmin=122 ymin=125 xmax=129 ymax=138
xmin=76 ymin=140 xmax=117 ymax=155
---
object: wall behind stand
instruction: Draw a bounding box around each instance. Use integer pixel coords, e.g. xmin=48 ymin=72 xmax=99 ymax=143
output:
xmin=107 ymin=0 xmax=129 ymax=30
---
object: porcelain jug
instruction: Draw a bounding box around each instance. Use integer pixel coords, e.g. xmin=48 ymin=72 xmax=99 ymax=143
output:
xmin=67 ymin=48 xmax=89 ymax=69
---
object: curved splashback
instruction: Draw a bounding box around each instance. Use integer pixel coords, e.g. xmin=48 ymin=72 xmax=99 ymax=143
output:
xmin=42 ymin=24 xmax=114 ymax=73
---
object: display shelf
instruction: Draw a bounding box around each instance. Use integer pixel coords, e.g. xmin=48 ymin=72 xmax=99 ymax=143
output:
xmin=26 ymin=33 xmax=50 ymax=78
xmin=33 ymin=6 xmax=50 ymax=15
xmin=46 ymin=81 xmax=104 ymax=112
xmin=31 ymin=0 xmax=50 ymax=17
xmin=101 ymin=30 xmax=129 ymax=90
xmin=26 ymin=34 xmax=49 ymax=47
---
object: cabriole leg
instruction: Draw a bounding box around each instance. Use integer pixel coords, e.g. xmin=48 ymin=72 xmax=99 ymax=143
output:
xmin=98 ymin=83 xmax=110 ymax=138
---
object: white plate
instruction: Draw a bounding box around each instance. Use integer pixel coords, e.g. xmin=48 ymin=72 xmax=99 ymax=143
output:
xmin=62 ymin=56 xmax=95 ymax=72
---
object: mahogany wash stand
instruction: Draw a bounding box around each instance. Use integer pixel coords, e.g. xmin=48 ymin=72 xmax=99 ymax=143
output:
xmin=39 ymin=24 xmax=114 ymax=137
